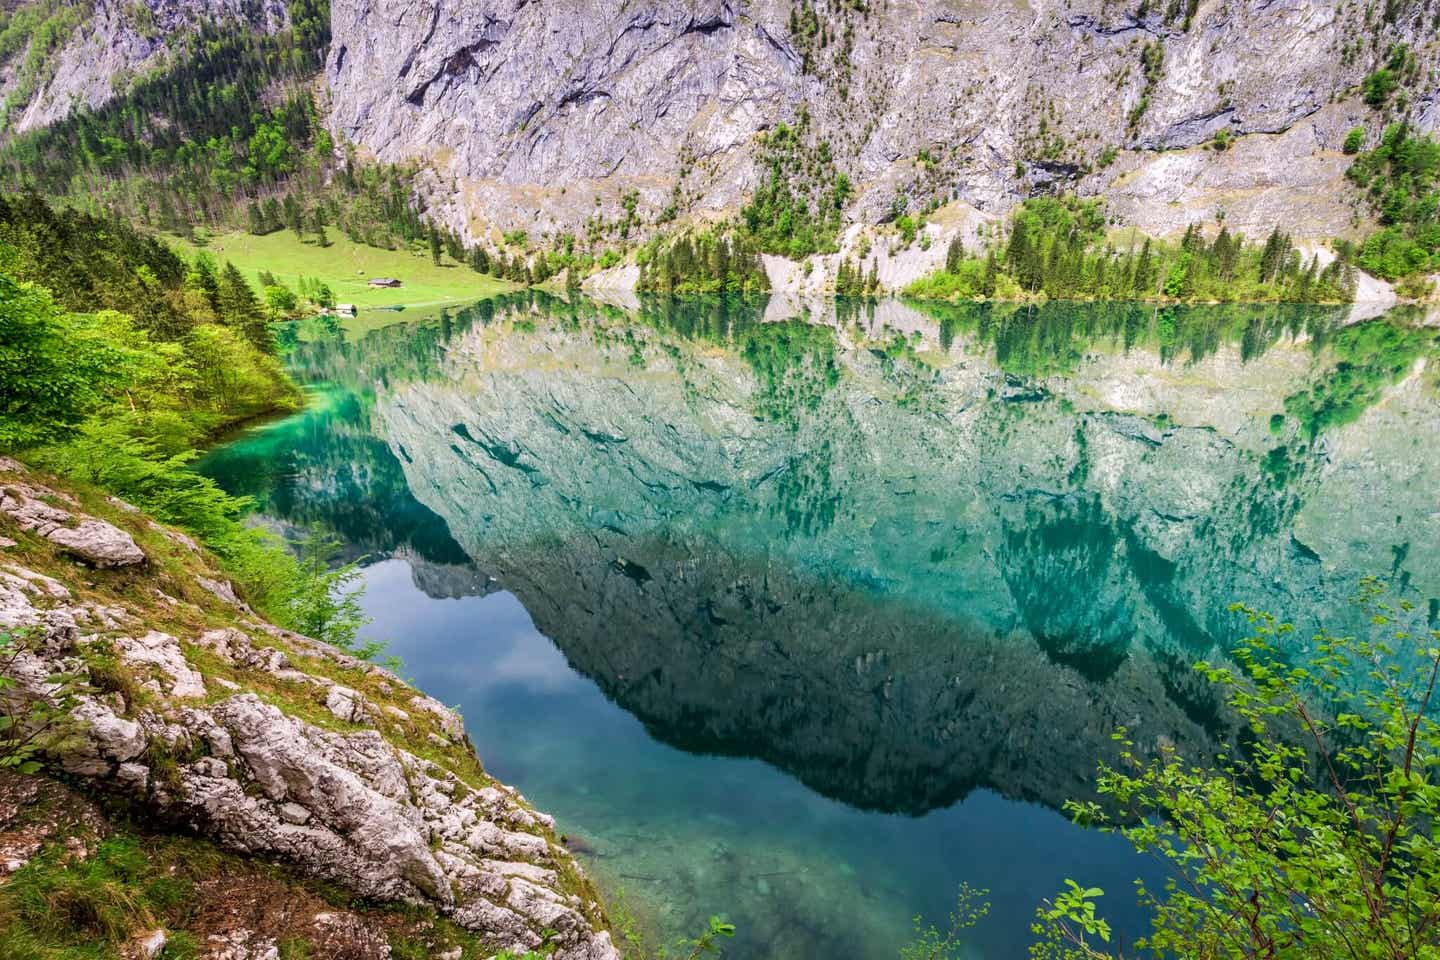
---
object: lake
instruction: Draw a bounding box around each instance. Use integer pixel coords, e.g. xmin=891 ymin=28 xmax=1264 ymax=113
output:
xmin=198 ymin=293 xmax=1440 ymax=959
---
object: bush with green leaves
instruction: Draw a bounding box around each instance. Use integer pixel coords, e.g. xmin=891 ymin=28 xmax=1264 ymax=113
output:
xmin=0 ymin=277 xmax=139 ymax=449
xmin=1344 ymin=127 xmax=1367 ymax=155
xmin=1031 ymin=579 xmax=1440 ymax=959
xmin=0 ymin=630 xmax=80 ymax=775
xmin=281 ymin=525 xmax=387 ymax=658
xmin=899 ymin=884 xmax=991 ymax=960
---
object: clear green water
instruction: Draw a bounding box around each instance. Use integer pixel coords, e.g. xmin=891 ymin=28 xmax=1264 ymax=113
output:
xmin=200 ymin=294 xmax=1440 ymax=958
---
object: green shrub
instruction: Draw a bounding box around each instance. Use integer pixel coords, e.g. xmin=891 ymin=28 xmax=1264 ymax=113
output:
xmin=1363 ymin=67 xmax=1397 ymax=107
xmin=1033 ymin=580 xmax=1440 ymax=959
xmin=1343 ymin=126 xmax=1366 ymax=154
xmin=0 ymin=277 xmax=140 ymax=448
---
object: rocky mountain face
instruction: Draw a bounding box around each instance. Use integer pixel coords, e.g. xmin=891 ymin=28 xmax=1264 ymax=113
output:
xmin=7 ymin=0 xmax=1436 ymax=264
xmin=0 ymin=456 xmax=620 ymax=960
xmin=326 ymin=0 xmax=1438 ymax=243
xmin=0 ymin=0 xmax=289 ymax=134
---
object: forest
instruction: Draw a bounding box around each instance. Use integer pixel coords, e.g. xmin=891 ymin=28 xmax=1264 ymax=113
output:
xmin=0 ymin=192 xmax=370 ymax=648
xmin=1346 ymin=121 xmax=1440 ymax=290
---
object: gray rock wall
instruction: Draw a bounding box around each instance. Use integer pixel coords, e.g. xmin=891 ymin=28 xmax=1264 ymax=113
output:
xmin=326 ymin=0 xmax=1439 ymax=240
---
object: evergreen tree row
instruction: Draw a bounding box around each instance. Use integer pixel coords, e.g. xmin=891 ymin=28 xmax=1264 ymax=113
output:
xmin=636 ymin=231 xmax=771 ymax=294
xmin=906 ymin=198 xmax=1356 ymax=304
xmin=0 ymin=191 xmax=297 ymax=456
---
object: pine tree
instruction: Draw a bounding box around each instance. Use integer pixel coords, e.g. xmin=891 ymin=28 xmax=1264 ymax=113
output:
xmin=1133 ymin=238 xmax=1155 ymax=296
xmin=1180 ymin=222 xmax=1200 ymax=253
xmin=945 ymin=235 xmax=964 ymax=273
xmin=428 ymin=224 xmax=442 ymax=265
xmin=309 ymin=208 xmax=329 ymax=246
xmin=1258 ymin=228 xmax=1291 ymax=283
xmin=262 ymin=197 xmax=283 ymax=233
xmin=1212 ymin=226 xmax=1238 ymax=279
xmin=216 ymin=261 xmax=271 ymax=353
xmin=187 ymin=254 xmax=221 ymax=312
xmin=1006 ymin=218 xmax=1030 ymax=274
xmin=1043 ymin=237 xmax=1064 ymax=296
xmin=282 ymin=194 xmax=304 ymax=239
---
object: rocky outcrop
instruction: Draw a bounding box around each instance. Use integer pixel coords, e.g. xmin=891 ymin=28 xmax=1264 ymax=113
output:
xmin=0 ymin=470 xmax=145 ymax=567
xmin=0 ymin=458 xmax=619 ymax=960
xmin=327 ymin=0 xmax=1438 ymax=242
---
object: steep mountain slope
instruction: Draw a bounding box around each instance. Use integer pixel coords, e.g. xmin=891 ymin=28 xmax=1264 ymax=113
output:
xmin=326 ymin=0 xmax=1439 ymax=241
xmin=3 ymin=0 xmax=1437 ymax=283
xmin=0 ymin=0 xmax=291 ymax=133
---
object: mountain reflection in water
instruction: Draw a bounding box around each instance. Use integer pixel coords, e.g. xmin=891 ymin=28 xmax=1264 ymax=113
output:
xmin=202 ymin=293 xmax=1440 ymax=959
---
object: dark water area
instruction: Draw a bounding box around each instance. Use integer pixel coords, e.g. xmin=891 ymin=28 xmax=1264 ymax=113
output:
xmin=199 ymin=294 xmax=1440 ymax=958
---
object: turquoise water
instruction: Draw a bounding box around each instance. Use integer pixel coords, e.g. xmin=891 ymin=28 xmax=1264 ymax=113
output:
xmin=200 ymin=294 xmax=1440 ymax=958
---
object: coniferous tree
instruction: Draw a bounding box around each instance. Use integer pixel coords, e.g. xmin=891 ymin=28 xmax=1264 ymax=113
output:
xmin=262 ymin=197 xmax=283 ymax=233
xmin=282 ymin=195 xmax=304 ymax=239
xmin=216 ymin=261 xmax=271 ymax=353
xmin=428 ymin=224 xmax=443 ymax=265
xmin=1133 ymin=238 xmax=1155 ymax=297
xmin=945 ymin=235 xmax=964 ymax=273
xmin=188 ymin=255 xmax=221 ymax=310
xmin=309 ymin=208 xmax=329 ymax=246
xmin=1212 ymin=226 xmax=1238 ymax=280
xmin=1006 ymin=219 xmax=1031 ymax=277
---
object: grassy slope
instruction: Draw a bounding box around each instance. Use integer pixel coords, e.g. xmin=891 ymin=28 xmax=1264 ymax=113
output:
xmin=171 ymin=230 xmax=514 ymax=313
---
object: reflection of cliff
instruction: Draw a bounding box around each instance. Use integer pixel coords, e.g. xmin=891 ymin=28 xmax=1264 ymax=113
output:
xmin=197 ymin=383 xmax=472 ymax=573
xmin=476 ymin=525 xmax=1224 ymax=815
xmin=361 ymin=300 xmax=1438 ymax=814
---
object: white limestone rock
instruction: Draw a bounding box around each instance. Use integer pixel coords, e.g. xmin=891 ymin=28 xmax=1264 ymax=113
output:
xmin=116 ymin=631 xmax=206 ymax=699
xmin=0 ymin=483 xmax=145 ymax=567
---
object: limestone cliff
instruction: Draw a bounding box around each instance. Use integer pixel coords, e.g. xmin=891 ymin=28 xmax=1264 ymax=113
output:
xmin=8 ymin=0 xmax=1438 ymax=251
xmin=0 ymin=456 xmax=620 ymax=960
xmin=325 ymin=0 xmax=1439 ymax=242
